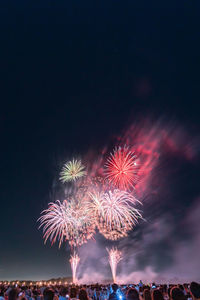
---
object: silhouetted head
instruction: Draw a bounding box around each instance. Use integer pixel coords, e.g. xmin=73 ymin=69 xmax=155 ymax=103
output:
xmin=126 ymin=288 xmax=140 ymax=300
xmin=190 ymin=282 xmax=200 ymax=299
xmin=70 ymin=287 xmax=77 ymax=299
xmin=170 ymin=287 xmax=185 ymax=300
xmin=143 ymin=289 xmax=151 ymax=300
xmin=112 ymin=284 xmax=119 ymax=293
xmin=79 ymin=288 xmax=89 ymax=300
xmin=8 ymin=288 xmax=18 ymax=300
xmin=152 ymin=289 xmax=164 ymax=300
xmin=60 ymin=287 xmax=68 ymax=297
xmin=43 ymin=288 xmax=55 ymax=300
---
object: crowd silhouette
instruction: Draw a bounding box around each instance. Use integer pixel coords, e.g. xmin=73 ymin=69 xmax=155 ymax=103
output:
xmin=0 ymin=281 xmax=200 ymax=300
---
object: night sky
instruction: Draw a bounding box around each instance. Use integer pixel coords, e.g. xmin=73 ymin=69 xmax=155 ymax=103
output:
xmin=1 ymin=1 xmax=200 ymax=281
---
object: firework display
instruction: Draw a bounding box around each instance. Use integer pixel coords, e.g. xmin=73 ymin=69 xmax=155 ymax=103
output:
xmin=107 ymin=247 xmax=122 ymax=283
xmin=105 ymin=146 xmax=137 ymax=190
xmin=39 ymin=145 xmax=143 ymax=282
xmin=38 ymin=199 xmax=95 ymax=248
xmin=87 ymin=189 xmax=142 ymax=240
xmin=70 ymin=253 xmax=80 ymax=283
xmin=60 ymin=159 xmax=86 ymax=183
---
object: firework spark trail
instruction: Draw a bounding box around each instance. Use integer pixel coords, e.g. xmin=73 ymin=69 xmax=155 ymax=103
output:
xmin=38 ymin=199 xmax=95 ymax=248
xmin=105 ymin=146 xmax=138 ymax=190
xmin=70 ymin=252 xmax=80 ymax=283
xmin=118 ymin=120 xmax=195 ymax=196
xmin=60 ymin=159 xmax=86 ymax=183
xmin=87 ymin=189 xmax=142 ymax=240
xmin=107 ymin=247 xmax=122 ymax=283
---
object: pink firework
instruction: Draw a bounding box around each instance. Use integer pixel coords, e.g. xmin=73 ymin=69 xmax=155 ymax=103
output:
xmin=38 ymin=199 xmax=95 ymax=249
xmin=105 ymin=146 xmax=138 ymax=190
xmin=70 ymin=252 xmax=80 ymax=283
xmin=107 ymin=247 xmax=122 ymax=283
xmin=87 ymin=189 xmax=142 ymax=241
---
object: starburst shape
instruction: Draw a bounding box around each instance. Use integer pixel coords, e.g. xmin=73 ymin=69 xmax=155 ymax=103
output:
xmin=86 ymin=189 xmax=142 ymax=240
xmin=105 ymin=146 xmax=138 ymax=190
xmin=60 ymin=159 xmax=86 ymax=183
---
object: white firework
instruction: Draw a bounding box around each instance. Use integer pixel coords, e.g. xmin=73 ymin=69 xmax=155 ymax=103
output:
xmin=70 ymin=253 xmax=80 ymax=283
xmin=38 ymin=199 xmax=95 ymax=248
xmin=87 ymin=189 xmax=142 ymax=240
xmin=107 ymin=247 xmax=122 ymax=283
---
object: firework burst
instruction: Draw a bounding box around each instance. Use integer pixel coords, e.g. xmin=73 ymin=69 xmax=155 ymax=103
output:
xmin=60 ymin=159 xmax=86 ymax=183
xmin=107 ymin=247 xmax=122 ymax=283
xmin=38 ymin=198 xmax=95 ymax=248
xmin=99 ymin=227 xmax=128 ymax=241
xmin=70 ymin=252 xmax=80 ymax=283
xmin=105 ymin=146 xmax=138 ymax=190
xmin=87 ymin=189 xmax=142 ymax=240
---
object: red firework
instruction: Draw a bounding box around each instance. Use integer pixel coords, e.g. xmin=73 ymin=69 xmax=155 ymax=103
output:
xmin=105 ymin=146 xmax=137 ymax=190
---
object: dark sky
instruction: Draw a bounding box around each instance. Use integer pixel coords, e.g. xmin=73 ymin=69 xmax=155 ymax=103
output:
xmin=1 ymin=1 xmax=200 ymax=281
